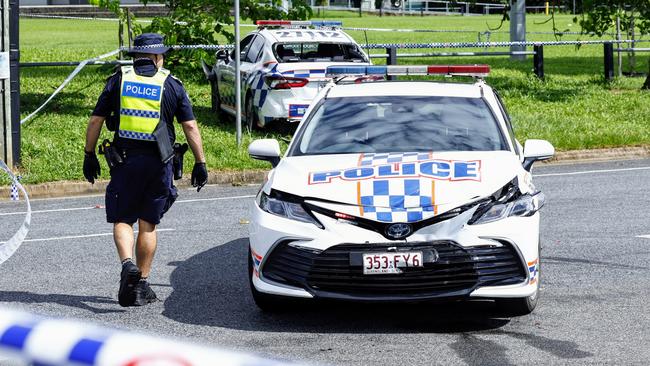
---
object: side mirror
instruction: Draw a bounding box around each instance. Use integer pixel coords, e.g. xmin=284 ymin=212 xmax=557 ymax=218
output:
xmin=522 ymin=139 xmax=554 ymax=171
xmin=248 ymin=139 xmax=281 ymax=167
xmin=216 ymin=50 xmax=228 ymax=61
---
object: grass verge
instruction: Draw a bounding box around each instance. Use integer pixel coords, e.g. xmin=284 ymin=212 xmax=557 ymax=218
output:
xmin=12 ymin=13 xmax=650 ymax=184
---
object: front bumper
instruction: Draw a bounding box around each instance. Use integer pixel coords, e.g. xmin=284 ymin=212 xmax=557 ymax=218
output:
xmin=249 ymin=201 xmax=540 ymax=301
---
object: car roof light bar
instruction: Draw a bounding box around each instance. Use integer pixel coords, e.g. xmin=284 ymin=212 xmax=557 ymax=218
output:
xmin=256 ymin=20 xmax=343 ymax=28
xmin=326 ymin=65 xmax=490 ymax=78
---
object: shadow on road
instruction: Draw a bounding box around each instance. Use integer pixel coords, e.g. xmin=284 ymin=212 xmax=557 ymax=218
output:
xmin=163 ymin=238 xmax=512 ymax=333
xmin=0 ymin=291 xmax=125 ymax=314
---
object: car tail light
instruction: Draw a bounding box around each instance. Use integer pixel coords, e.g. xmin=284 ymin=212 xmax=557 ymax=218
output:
xmin=264 ymin=75 xmax=309 ymax=89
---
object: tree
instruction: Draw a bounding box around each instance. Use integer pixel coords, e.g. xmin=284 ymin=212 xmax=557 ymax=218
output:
xmin=91 ymin=0 xmax=312 ymax=73
xmin=577 ymin=0 xmax=650 ymax=88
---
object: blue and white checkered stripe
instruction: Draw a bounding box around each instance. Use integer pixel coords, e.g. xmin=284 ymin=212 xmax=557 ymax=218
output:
xmin=118 ymin=130 xmax=155 ymax=141
xmin=9 ymin=178 xmax=20 ymax=201
xmin=0 ymin=308 xmax=301 ymax=366
xmin=359 ymin=178 xmax=435 ymax=223
xmin=247 ymin=66 xmax=325 ymax=111
xmin=360 ymin=152 xmax=432 ymax=166
xmin=120 ymin=108 xmax=160 ymax=119
xmin=247 ymin=63 xmax=281 ymax=110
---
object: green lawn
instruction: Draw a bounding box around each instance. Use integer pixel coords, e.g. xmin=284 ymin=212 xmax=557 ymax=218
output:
xmin=14 ymin=13 xmax=650 ymax=184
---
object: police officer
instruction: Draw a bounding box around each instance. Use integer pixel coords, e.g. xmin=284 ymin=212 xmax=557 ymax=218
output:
xmin=82 ymin=33 xmax=208 ymax=307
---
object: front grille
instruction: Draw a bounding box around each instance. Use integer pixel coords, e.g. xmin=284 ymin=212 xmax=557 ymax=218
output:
xmin=262 ymin=240 xmax=527 ymax=300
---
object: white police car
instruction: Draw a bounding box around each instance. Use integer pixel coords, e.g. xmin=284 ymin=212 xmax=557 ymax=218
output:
xmin=247 ymin=65 xmax=554 ymax=315
xmin=205 ymin=20 xmax=370 ymax=130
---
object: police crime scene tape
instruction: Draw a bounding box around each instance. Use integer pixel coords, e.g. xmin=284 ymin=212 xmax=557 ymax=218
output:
xmin=0 ymin=159 xmax=31 ymax=266
xmin=20 ymin=48 xmax=121 ymax=125
xmin=0 ymin=308 xmax=299 ymax=366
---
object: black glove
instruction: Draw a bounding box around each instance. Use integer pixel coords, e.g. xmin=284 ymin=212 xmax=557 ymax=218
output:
xmin=191 ymin=162 xmax=208 ymax=192
xmin=83 ymin=150 xmax=101 ymax=184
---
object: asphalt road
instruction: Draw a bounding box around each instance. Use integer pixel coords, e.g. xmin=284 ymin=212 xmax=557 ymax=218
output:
xmin=1 ymin=159 xmax=649 ymax=365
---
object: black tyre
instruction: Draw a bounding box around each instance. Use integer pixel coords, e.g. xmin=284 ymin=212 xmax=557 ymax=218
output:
xmin=496 ymin=288 xmax=539 ymax=316
xmin=212 ymin=81 xmax=229 ymax=123
xmin=247 ymin=247 xmax=291 ymax=312
xmin=245 ymin=96 xmax=260 ymax=132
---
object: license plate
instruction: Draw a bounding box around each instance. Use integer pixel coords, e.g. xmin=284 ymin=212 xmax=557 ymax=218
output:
xmin=363 ymin=252 xmax=423 ymax=275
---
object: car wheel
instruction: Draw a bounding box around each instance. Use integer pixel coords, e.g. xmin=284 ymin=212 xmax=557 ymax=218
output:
xmin=496 ymin=244 xmax=540 ymax=316
xmin=213 ymin=80 xmax=228 ymax=123
xmin=247 ymin=246 xmax=290 ymax=312
xmin=245 ymin=96 xmax=260 ymax=132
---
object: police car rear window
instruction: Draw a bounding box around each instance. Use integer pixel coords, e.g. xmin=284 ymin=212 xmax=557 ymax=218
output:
xmin=274 ymin=43 xmax=367 ymax=63
xmin=290 ymin=96 xmax=507 ymax=156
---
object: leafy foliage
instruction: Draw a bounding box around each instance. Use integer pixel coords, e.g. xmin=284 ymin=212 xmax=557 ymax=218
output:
xmin=577 ymin=0 xmax=650 ymax=88
xmin=577 ymin=0 xmax=650 ymax=36
xmin=91 ymin=0 xmax=312 ymax=74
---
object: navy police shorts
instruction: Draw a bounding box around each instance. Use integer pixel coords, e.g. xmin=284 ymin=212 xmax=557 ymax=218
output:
xmin=105 ymin=153 xmax=177 ymax=225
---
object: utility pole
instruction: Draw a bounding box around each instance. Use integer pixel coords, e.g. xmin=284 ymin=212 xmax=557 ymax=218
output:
xmin=1 ymin=0 xmax=11 ymax=165
xmin=0 ymin=0 xmax=18 ymax=166
xmin=510 ymin=0 xmax=526 ymax=61
xmin=235 ymin=0 xmax=242 ymax=146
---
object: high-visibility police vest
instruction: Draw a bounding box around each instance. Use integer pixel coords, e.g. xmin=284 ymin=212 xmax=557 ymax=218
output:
xmin=118 ymin=66 xmax=170 ymax=141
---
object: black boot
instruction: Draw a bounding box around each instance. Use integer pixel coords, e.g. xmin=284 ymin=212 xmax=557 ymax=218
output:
xmin=118 ymin=261 xmax=142 ymax=307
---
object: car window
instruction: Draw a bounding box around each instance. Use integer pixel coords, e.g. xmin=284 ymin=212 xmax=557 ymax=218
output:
xmin=232 ymin=34 xmax=255 ymax=60
xmin=274 ymin=42 xmax=367 ymax=63
xmin=291 ymin=96 xmax=507 ymax=156
xmin=246 ymin=36 xmax=266 ymax=63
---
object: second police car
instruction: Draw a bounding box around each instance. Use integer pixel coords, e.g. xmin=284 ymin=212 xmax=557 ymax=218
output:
xmin=205 ymin=20 xmax=370 ymax=130
xmin=247 ymin=64 xmax=555 ymax=316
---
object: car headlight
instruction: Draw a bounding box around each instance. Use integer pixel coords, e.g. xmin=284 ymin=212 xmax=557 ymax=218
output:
xmin=258 ymin=191 xmax=321 ymax=226
xmin=471 ymin=192 xmax=546 ymax=225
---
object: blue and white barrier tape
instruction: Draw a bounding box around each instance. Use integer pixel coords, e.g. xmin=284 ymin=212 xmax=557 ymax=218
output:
xmin=0 ymin=160 xmax=31 ymax=265
xmin=0 ymin=308 xmax=298 ymax=366
xmin=20 ymin=48 xmax=121 ymax=125
xmin=22 ymin=14 xmax=616 ymax=36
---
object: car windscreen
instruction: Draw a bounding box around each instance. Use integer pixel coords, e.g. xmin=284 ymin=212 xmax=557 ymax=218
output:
xmin=274 ymin=42 xmax=367 ymax=63
xmin=289 ymin=96 xmax=508 ymax=156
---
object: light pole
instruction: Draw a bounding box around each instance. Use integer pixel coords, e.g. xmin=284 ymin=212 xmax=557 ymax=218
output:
xmin=510 ymin=0 xmax=526 ymax=61
xmin=234 ymin=0 xmax=242 ymax=146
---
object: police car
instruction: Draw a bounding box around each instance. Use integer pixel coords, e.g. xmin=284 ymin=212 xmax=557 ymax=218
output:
xmin=247 ymin=65 xmax=554 ymax=315
xmin=204 ymin=20 xmax=370 ymax=130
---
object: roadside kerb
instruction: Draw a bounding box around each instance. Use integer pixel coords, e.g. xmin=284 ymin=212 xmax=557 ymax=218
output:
xmin=1 ymin=146 xmax=649 ymax=200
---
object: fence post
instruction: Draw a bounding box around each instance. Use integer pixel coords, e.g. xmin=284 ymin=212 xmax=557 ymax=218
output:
xmin=386 ymin=46 xmax=397 ymax=80
xmin=533 ymin=44 xmax=544 ymax=79
xmin=604 ymin=43 xmax=614 ymax=81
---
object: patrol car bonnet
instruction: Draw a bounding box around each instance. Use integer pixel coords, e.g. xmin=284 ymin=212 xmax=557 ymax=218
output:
xmin=267 ymin=151 xmax=522 ymax=220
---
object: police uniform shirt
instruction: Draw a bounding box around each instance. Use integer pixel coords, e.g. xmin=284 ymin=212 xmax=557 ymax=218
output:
xmin=92 ymin=58 xmax=195 ymax=151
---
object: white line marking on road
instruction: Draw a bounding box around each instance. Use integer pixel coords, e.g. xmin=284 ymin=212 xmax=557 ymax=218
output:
xmin=0 ymin=195 xmax=256 ymax=217
xmin=0 ymin=206 xmax=96 ymax=217
xmin=174 ymin=195 xmax=255 ymax=204
xmin=0 ymin=228 xmax=175 ymax=244
xmin=635 ymin=235 xmax=650 ymax=239
xmin=535 ymin=166 xmax=650 ymax=177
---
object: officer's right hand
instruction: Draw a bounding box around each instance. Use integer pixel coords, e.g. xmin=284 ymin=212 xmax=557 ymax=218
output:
xmin=191 ymin=162 xmax=208 ymax=192
xmin=83 ymin=151 xmax=101 ymax=184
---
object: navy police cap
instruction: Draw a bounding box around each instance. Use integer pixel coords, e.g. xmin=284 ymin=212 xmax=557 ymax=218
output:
xmin=127 ymin=33 xmax=171 ymax=56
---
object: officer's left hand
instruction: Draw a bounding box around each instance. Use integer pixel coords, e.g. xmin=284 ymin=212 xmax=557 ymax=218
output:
xmin=191 ymin=162 xmax=208 ymax=192
xmin=83 ymin=151 xmax=101 ymax=184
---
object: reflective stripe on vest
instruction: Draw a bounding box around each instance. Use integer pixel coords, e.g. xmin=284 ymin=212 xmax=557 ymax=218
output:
xmin=118 ymin=66 xmax=170 ymax=141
